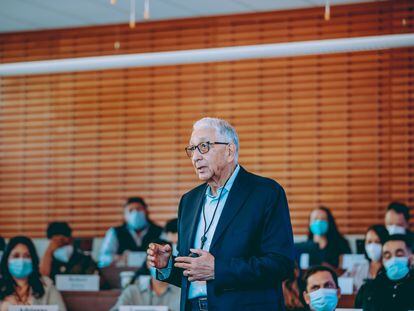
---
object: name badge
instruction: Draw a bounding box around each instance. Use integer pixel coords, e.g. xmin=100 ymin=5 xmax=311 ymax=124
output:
xmin=55 ymin=274 xmax=100 ymax=291
xmin=119 ymin=307 xmax=168 ymax=311
xmin=127 ymin=251 xmax=147 ymax=267
xmin=9 ymin=306 xmax=59 ymax=311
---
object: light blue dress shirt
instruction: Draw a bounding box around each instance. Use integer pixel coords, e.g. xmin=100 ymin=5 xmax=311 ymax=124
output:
xmin=159 ymin=165 xmax=240 ymax=299
xmin=98 ymin=225 xmax=148 ymax=268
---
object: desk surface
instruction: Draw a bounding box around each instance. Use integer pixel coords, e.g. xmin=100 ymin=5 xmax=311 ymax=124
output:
xmin=338 ymin=294 xmax=356 ymax=308
xmin=61 ymin=290 xmax=355 ymax=311
xmin=62 ymin=290 xmax=121 ymax=311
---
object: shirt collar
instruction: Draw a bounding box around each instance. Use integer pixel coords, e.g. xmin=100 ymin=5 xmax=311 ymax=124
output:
xmin=206 ymin=164 xmax=240 ymax=199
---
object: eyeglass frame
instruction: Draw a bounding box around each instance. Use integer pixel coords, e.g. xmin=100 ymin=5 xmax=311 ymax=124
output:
xmin=185 ymin=141 xmax=229 ymax=158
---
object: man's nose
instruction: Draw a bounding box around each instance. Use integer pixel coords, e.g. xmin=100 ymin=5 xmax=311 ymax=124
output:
xmin=192 ymin=148 xmax=203 ymax=162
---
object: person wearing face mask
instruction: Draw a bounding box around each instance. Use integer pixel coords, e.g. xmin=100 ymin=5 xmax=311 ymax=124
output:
xmin=109 ymin=258 xmax=180 ymax=311
xmin=307 ymin=207 xmax=351 ymax=268
xmin=385 ymin=202 xmax=414 ymax=251
xmin=355 ymin=234 xmax=414 ymax=311
xmin=98 ymin=197 xmax=162 ymax=268
xmin=345 ymin=224 xmax=388 ymax=291
xmin=0 ymin=236 xmax=66 ymax=311
xmin=39 ymin=222 xmax=100 ymax=284
xmin=302 ymin=265 xmax=341 ymax=311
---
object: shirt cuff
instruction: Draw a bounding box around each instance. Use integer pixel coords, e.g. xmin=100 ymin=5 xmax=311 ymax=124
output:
xmin=156 ymin=257 xmax=173 ymax=280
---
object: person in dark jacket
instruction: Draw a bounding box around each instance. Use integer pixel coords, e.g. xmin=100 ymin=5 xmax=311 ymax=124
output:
xmin=355 ymin=234 xmax=414 ymax=311
xmin=39 ymin=222 xmax=100 ymax=283
xmin=306 ymin=206 xmax=351 ymax=268
xmin=385 ymin=202 xmax=414 ymax=251
xmin=98 ymin=197 xmax=162 ymax=268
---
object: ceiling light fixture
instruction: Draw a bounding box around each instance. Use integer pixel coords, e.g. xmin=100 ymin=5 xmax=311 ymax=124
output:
xmin=111 ymin=0 xmax=150 ymax=28
xmin=129 ymin=0 xmax=136 ymax=28
xmin=325 ymin=0 xmax=330 ymax=21
xmin=144 ymin=0 xmax=150 ymax=20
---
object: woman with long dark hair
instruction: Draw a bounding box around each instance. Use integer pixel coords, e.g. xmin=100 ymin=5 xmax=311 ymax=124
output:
xmin=0 ymin=236 xmax=66 ymax=310
xmin=307 ymin=206 xmax=351 ymax=268
xmin=347 ymin=224 xmax=389 ymax=291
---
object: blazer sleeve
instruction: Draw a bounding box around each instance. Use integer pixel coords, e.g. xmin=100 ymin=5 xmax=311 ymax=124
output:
xmin=156 ymin=197 xmax=185 ymax=288
xmin=213 ymin=182 xmax=294 ymax=290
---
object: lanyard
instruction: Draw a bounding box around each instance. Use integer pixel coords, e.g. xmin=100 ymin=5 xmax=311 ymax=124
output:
xmin=200 ymin=177 xmax=230 ymax=250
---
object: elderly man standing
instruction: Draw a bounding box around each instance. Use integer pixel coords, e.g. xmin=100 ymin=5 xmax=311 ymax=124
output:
xmin=148 ymin=117 xmax=294 ymax=311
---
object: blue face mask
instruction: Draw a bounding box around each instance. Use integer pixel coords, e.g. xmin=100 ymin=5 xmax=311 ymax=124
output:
xmin=310 ymin=220 xmax=329 ymax=236
xmin=127 ymin=210 xmax=148 ymax=231
xmin=53 ymin=245 xmax=74 ymax=263
xmin=309 ymin=288 xmax=338 ymax=311
xmin=8 ymin=258 xmax=33 ymax=279
xmin=384 ymin=256 xmax=409 ymax=281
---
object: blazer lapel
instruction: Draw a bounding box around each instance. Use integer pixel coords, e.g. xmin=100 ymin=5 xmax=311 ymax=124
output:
xmin=210 ymin=167 xmax=252 ymax=251
xmin=184 ymin=184 xmax=207 ymax=254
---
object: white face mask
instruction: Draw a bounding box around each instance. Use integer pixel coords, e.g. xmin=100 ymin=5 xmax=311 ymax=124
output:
xmin=365 ymin=242 xmax=382 ymax=262
xmin=53 ymin=245 xmax=74 ymax=263
xmin=386 ymin=225 xmax=406 ymax=235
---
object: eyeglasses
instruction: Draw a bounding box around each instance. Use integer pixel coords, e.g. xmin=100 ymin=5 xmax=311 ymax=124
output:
xmin=185 ymin=141 xmax=229 ymax=158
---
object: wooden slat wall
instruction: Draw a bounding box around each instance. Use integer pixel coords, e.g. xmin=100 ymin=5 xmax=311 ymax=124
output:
xmin=0 ymin=1 xmax=413 ymax=237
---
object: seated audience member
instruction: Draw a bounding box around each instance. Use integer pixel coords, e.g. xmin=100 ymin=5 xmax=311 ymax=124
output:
xmin=162 ymin=218 xmax=178 ymax=256
xmin=0 ymin=236 xmax=66 ymax=311
xmin=302 ymin=265 xmax=341 ymax=311
xmin=385 ymin=202 xmax=414 ymax=251
xmin=355 ymin=234 xmax=414 ymax=311
xmin=307 ymin=206 xmax=351 ymax=268
xmin=39 ymin=222 xmax=99 ymax=282
xmin=345 ymin=224 xmax=388 ymax=291
xmin=109 ymin=263 xmax=180 ymax=311
xmin=283 ymin=263 xmax=306 ymax=311
xmin=98 ymin=197 xmax=162 ymax=268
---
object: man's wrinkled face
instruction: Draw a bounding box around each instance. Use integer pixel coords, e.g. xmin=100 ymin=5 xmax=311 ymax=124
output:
xmin=189 ymin=127 xmax=229 ymax=182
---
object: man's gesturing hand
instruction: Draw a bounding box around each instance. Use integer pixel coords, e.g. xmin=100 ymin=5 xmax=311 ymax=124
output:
xmin=174 ymin=249 xmax=215 ymax=282
xmin=147 ymin=243 xmax=172 ymax=269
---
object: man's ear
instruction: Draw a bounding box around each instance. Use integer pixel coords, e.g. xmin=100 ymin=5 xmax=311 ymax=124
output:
xmin=227 ymin=143 xmax=236 ymax=162
xmin=337 ymin=287 xmax=341 ymax=300
xmin=303 ymin=291 xmax=310 ymax=306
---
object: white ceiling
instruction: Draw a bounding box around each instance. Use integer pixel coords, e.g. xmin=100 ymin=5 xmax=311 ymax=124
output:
xmin=0 ymin=0 xmax=379 ymax=34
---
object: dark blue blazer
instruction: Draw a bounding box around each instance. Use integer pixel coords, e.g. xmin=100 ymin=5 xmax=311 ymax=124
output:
xmin=163 ymin=166 xmax=294 ymax=311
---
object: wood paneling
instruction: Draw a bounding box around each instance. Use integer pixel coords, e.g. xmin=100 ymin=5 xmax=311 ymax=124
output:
xmin=0 ymin=1 xmax=413 ymax=237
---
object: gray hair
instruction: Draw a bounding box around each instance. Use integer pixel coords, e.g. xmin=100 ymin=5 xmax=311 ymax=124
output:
xmin=193 ymin=117 xmax=239 ymax=163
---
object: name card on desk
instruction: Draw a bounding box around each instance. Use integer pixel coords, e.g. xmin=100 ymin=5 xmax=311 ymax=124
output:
xmin=127 ymin=251 xmax=147 ymax=267
xmin=9 ymin=306 xmax=59 ymax=311
xmin=55 ymin=274 xmax=99 ymax=291
xmin=120 ymin=307 xmax=168 ymax=311
xmin=338 ymin=277 xmax=354 ymax=295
